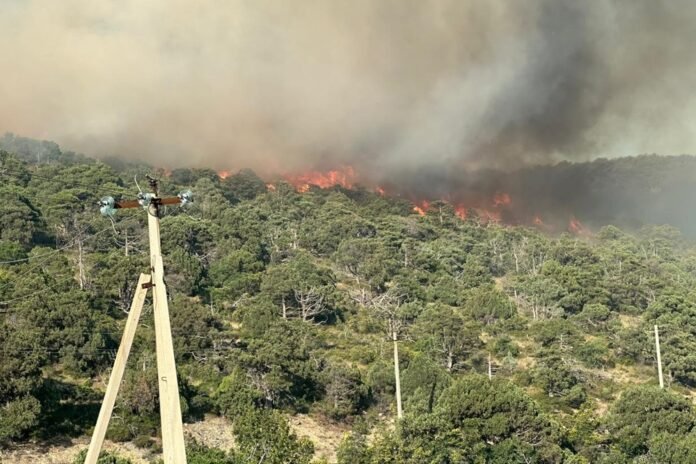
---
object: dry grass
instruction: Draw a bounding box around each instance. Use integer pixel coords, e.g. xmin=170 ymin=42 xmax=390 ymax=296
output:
xmin=0 ymin=414 xmax=346 ymax=464
xmin=0 ymin=439 xmax=150 ymax=464
xmin=289 ymin=414 xmax=349 ymax=463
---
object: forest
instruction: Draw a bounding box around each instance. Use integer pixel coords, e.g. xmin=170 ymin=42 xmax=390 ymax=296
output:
xmin=1 ymin=136 xmax=696 ymax=463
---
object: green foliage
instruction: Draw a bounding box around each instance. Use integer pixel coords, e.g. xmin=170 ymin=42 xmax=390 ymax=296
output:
xmin=236 ymin=317 xmax=322 ymax=408
xmin=231 ymin=407 xmax=314 ymax=464
xmin=186 ymin=440 xmax=237 ymax=464
xmin=0 ymin=321 xmax=44 ymax=443
xmin=606 ymin=385 xmax=696 ymax=458
xmin=72 ymin=449 xmax=133 ymax=464
xmin=222 ymin=169 xmax=267 ymax=203
xmin=465 ymin=285 xmax=516 ymax=325
xmin=318 ymin=363 xmax=369 ymax=419
xmin=358 ymin=375 xmax=564 ymax=463
xmin=414 ymin=304 xmax=481 ymax=372
xmin=0 ymin=395 xmax=41 ymax=443
xmin=533 ymin=355 xmax=587 ymax=407
xmin=215 ymin=369 xmax=263 ymax=418
xmin=0 ymin=186 xmax=43 ymax=247
xmin=2 ymin=144 xmax=696 ymax=463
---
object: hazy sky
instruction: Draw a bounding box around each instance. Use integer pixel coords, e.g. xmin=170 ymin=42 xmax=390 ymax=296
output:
xmin=1 ymin=0 xmax=695 ymax=177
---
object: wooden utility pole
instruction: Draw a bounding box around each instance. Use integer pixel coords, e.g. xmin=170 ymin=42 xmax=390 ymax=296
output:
xmin=85 ymin=274 xmax=150 ymax=464
xmin=148 ymin=205 xmax=187 ymax=462
xmin=88 ymin=179 xmax=190 ymax=464
xmin=392 ymin=330 xmax=403 ymax=419
xmin=655 ymin=324 xmax=664 ymax=389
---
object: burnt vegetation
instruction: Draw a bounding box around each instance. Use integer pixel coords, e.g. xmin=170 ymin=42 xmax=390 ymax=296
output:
xmin=1 ymin=137 xmax=696 ymax=463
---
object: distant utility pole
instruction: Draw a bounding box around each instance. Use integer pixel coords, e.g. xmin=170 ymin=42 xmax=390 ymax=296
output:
xmin=654 ymin=324 xmax=664 ymax=389
xmin=392 ymin=329 xmax=403 ymax=419
xmin=87 ymin=177 xmax=192 ymax=464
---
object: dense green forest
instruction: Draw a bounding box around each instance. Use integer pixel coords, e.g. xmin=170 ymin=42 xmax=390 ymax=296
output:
xmin=2 ymin=137 xmax=696 ymax=463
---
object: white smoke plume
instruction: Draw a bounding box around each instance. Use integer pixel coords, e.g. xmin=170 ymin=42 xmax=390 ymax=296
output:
xmin=1 ymin=0 xmax=695 ymax=178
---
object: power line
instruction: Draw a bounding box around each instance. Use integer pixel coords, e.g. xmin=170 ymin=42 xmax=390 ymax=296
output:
xmin=0 ymin=218 xmax=143 ymax=265
xmin=0 ymin=245 xmax=68 ymax=265
xmin=0 ymin=232 xmax=146 ymax=298
xmin=0 ymin=165 xmax=184 ymax=198
xmin=0 ymin=273 xmax=76 ymax=306
xmin=1 ymin=167 xmax=125 ymax=194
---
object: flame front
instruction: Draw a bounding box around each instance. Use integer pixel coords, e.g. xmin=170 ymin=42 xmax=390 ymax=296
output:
xmin=493 ymin=192 xmax=512 ymax=207
xmin=215 ymin=165 xmax=589 ymax=234
xmin=568 ymin=216 xmax=589 ymax=235
xmin=413 ymin=200 xmax=430 ymax=216
xmin=284 ymin=166 xmax=356 ymax=191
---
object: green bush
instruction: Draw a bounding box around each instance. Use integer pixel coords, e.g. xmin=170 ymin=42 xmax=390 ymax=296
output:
xmin=72 ymin=449 xmax=133 ymax=464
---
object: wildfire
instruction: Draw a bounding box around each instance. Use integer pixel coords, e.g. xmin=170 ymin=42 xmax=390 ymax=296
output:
xmin=568 ymin=216 xmax=590 ymax=235
xmin=213 ymin=164 xmax=589 ymax=236
xmin=413 ymin=200 xmax=430 ymax=216
xmin=284 ymin=166 xmax=356 ymax=191
xmin=493 ymin=192 xmax=512 ymax=207
xmin=454 ymin=205 xmax=467 ymax=219
xmin=474 ymin=208 xmax=501 ymax=223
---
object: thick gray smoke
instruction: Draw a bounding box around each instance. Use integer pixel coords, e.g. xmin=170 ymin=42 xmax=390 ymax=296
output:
xmin=0 ymin=0 xmax=695 ymax=178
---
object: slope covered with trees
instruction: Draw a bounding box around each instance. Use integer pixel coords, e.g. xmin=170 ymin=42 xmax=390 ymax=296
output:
xmin=1 ymin=139 xmax=696 ymax=463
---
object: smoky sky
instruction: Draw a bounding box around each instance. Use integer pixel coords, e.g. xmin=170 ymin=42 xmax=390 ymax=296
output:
xmin=1 ymin=0 xmax=695 ymax=178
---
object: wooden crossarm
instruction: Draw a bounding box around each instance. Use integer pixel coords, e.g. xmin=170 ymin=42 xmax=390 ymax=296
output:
xmin=115 ymin=197 xmax=182 ymax=209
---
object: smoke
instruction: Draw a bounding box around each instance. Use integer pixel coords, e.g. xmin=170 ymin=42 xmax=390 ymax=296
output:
xmin=1 ymin=0 xmax=695 ymax=177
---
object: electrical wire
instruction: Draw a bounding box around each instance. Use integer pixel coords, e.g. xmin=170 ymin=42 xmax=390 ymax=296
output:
xmin=0 ymin=328 xmax=228 ymax=337
xmin=2 ymin=169 xmax=122 ymax=193
xmin=0 ymin=246 xmax=69 ymax=265
xmin=0 ymin=219 xmax=146 ymax=297
xmin=0 ymin=164 xmax=168 ymax=194
xmin=0 ymin=273 xmax=76 ymax=306
xmin=0 ymin=220 xmax=141 ymax=265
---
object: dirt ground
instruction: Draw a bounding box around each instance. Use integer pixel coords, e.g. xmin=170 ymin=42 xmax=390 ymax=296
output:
xmin=0 ymin=414 xmax=345 ymax=463
xmin=289 ymin=414 xmax=348 ymax=463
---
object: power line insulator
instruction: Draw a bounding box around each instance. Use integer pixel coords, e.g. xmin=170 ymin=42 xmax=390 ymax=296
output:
xmin=137 ymin=192 xmax=156 ymax=208
xmin=99 ymin=197 xmax=116 ymax=217
xmin=177 ymin=190 xmax=193 ymax=206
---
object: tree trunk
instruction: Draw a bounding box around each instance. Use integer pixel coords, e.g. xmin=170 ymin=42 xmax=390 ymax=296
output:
xmin=393 ymin=330 xmax=403 ymax=419
xmin=282 ymin=295 xmax=287 ymax=320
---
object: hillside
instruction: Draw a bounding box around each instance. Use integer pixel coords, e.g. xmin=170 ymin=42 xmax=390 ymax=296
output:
xmin=2 ymin=142 xmax=696 ymax=463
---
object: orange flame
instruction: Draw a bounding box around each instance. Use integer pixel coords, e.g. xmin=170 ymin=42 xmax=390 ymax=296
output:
xmin=568 ymin=216 xmax=590 ymax=235
xmin=212 ymin=166 xmax=580 ymax=233
xmin=493 ymin=192 xmax=512 ymax=207
xmin=413 ymin=200 xmax=430 ymax=216
xmin=284 ymin=166 xmax=356 ymax=191
xmin=474 ymin=208 xmax=501 ymax=223
xmin=454 ymin=205 xmax=467 ymax=219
